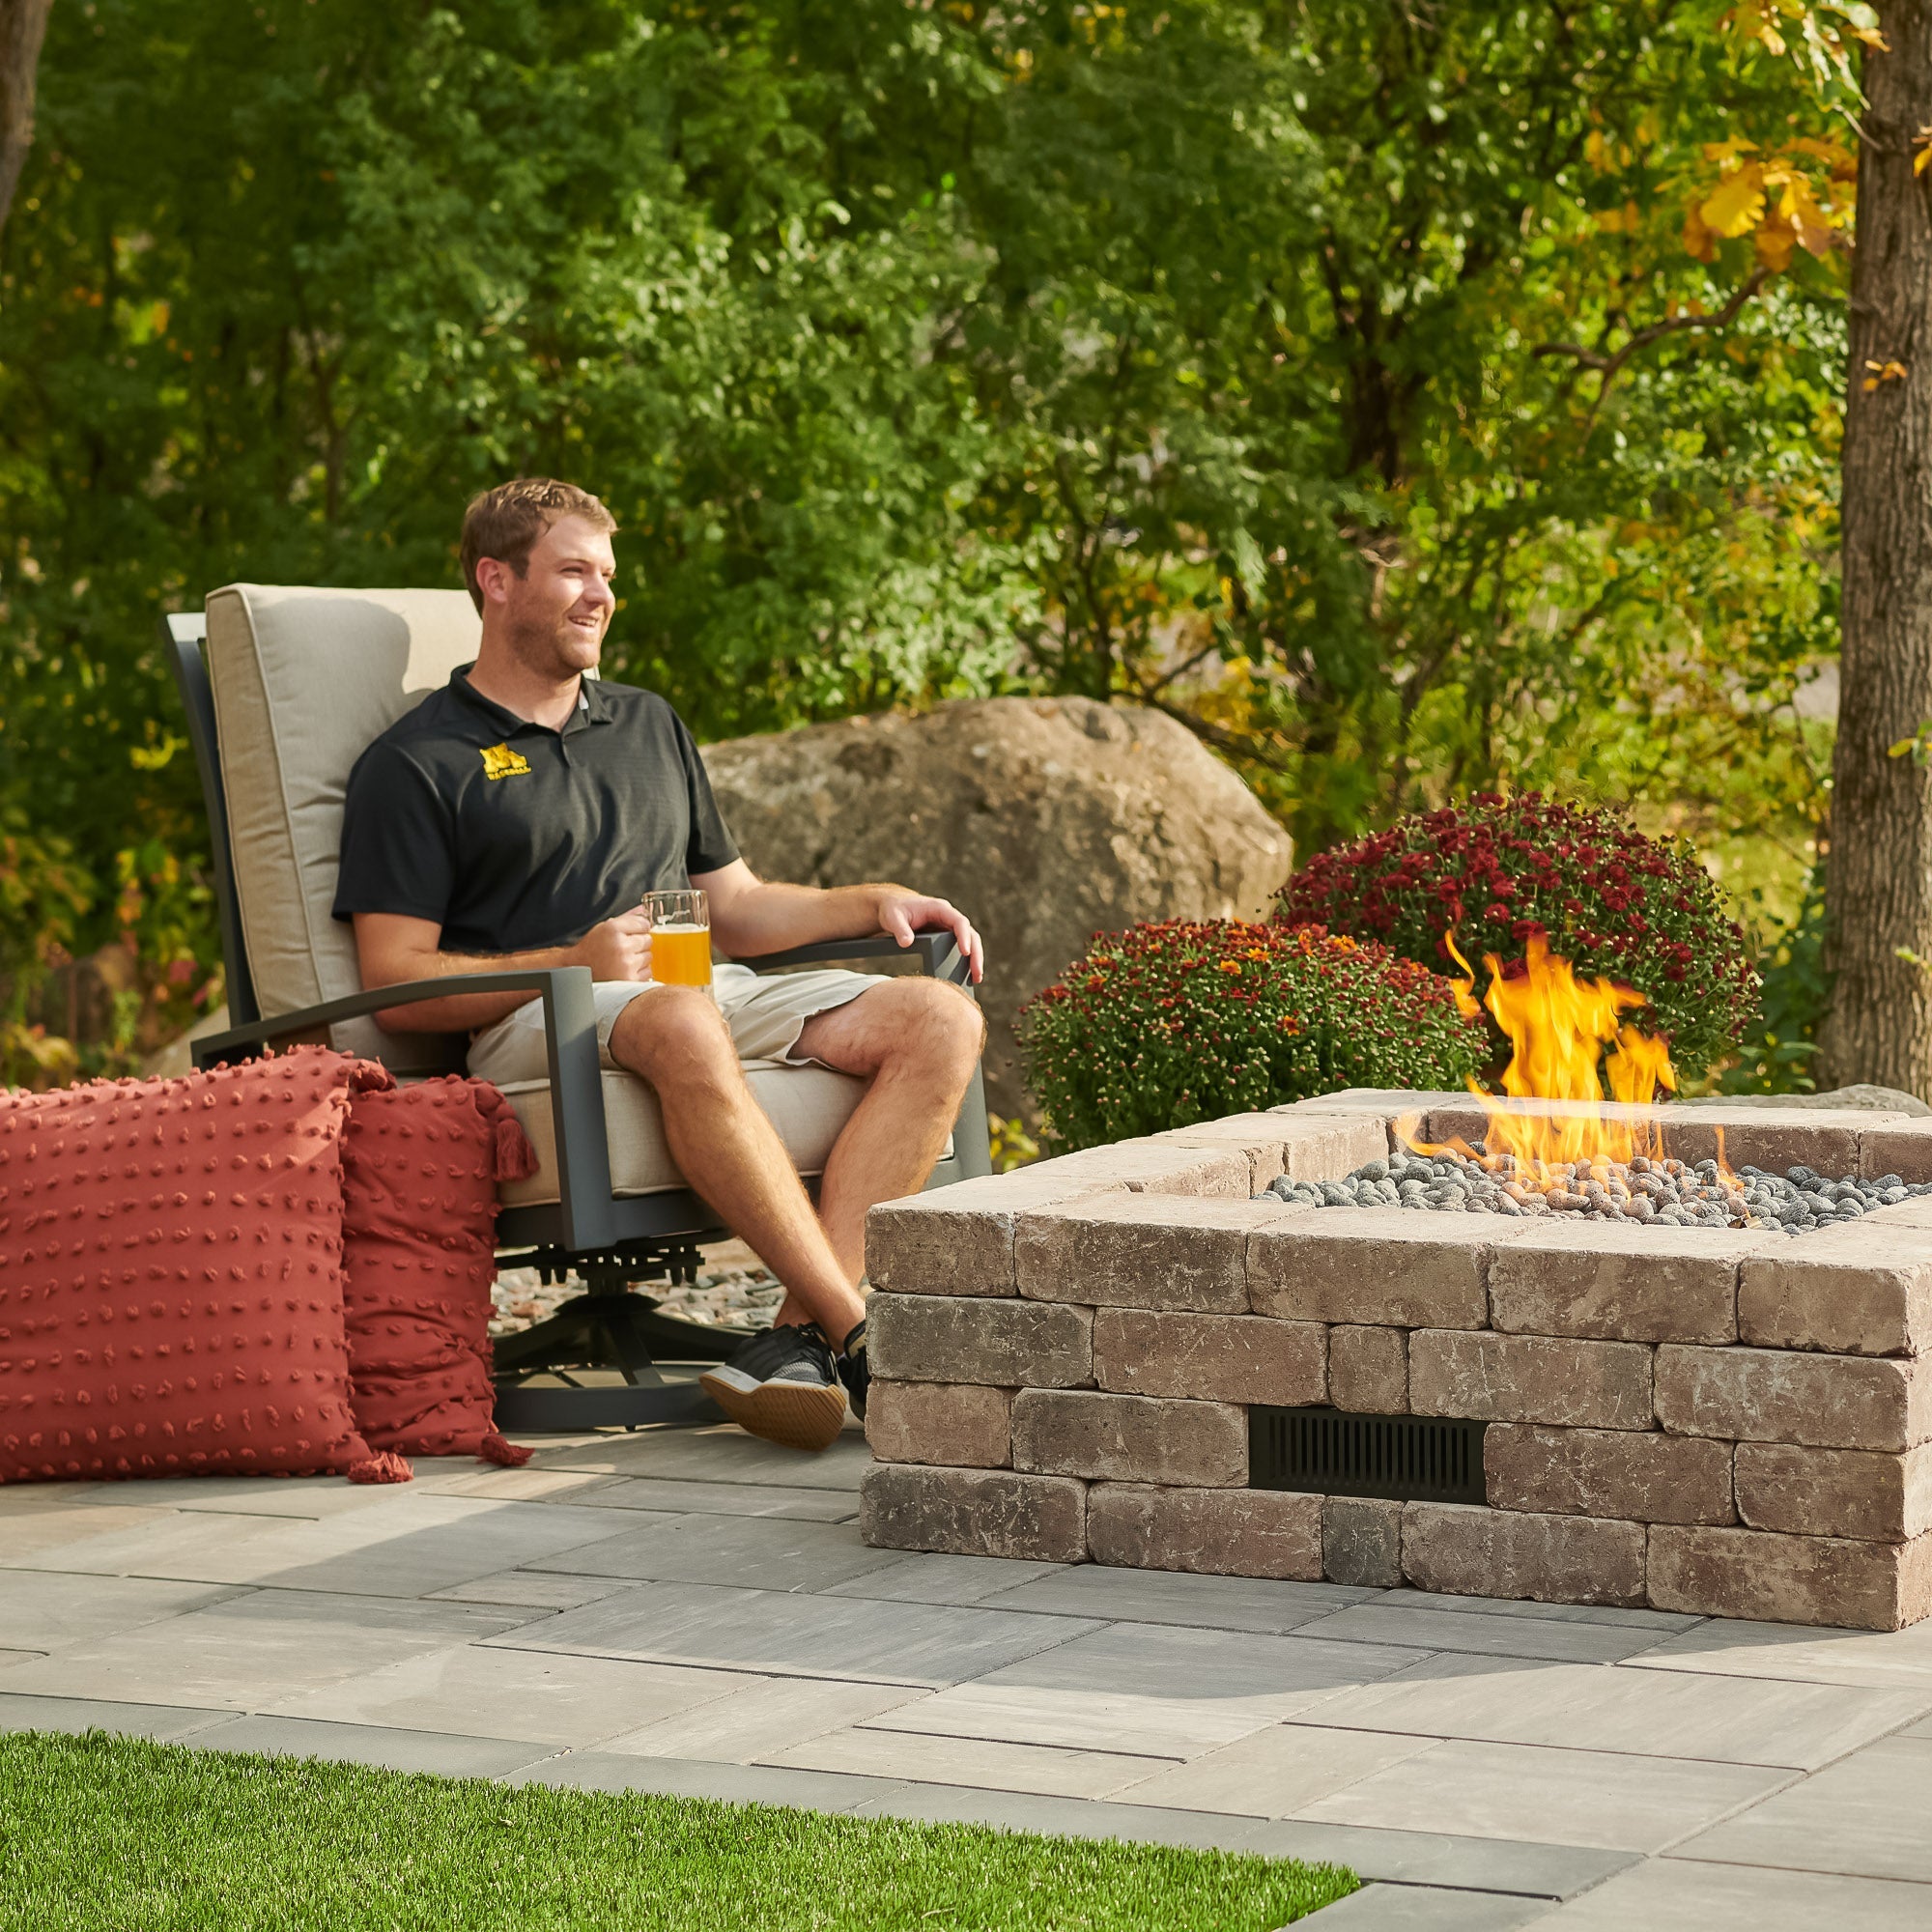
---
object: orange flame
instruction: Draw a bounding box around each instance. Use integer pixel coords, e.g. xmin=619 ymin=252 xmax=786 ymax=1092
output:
xmin=1420 ymin=931 xmax=1679 ymax=1176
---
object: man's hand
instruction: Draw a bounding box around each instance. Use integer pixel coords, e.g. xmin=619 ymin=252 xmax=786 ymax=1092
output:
xmin=574 ymin=905 xmax=653 ymax=982
xmin=694 ymin=858 xmax=986 ymax=981
xmin=876 ymin=890 xmax=983 ymax=983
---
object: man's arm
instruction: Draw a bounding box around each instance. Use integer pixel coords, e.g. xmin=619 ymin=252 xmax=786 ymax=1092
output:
xmin=353 ymin=908 xmax=653 ymax=1034
xmin=695 ymin=860 xmax=984 ymax=983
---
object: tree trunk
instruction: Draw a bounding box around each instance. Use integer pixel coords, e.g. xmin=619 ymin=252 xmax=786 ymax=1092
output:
xmin=0 ymin=0 xmax=54 ymax=239
xmin=1821 ymin=2 xmax=1932 ymax=1096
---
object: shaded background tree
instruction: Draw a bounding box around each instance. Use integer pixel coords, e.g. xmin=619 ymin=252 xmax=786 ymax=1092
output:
xmin=0 ymin=0 xmax=54 ymax=234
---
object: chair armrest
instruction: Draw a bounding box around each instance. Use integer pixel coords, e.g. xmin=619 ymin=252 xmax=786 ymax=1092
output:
xmin=736 ymin=928 xmax=972 ymax=987
xmin=190 ymin=969 xmax=587 ymax=1061
xmin=190 ymin=967 xmax=622 ymax=1250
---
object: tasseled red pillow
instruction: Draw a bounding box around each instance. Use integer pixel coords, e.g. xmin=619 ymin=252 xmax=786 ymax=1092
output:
xmin=339 ymin=1075 xmax=537 ymax=1466
xmin=0 ymin=1047 xmax=408 ymax=1486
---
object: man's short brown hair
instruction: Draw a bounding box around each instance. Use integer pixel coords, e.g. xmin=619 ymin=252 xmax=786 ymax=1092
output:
xmin=459 ymin=478 xmax=616 ymax=611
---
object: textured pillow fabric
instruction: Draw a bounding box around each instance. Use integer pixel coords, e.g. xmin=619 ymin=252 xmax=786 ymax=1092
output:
xmin=0 ymin=1048 xmax=408 ymax=1485
xmin=340 ymin=1076 xmax=537 ymax=1464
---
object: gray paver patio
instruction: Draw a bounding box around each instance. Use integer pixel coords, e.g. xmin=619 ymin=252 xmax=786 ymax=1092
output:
xmin=1312 ymin=1886 xmax=1551 ymax=1929
xmin=1287 ymin=1738 xmax=1788 ymax=1853
xmin=522 ymin=1511 xmax=906 ymax=1592
xmin=1284 ymin=1604 xmax=1665 ymax=1665
xmin=1669 ymin=1730 xmax=1932 ymax=1882
xmin=863 ymin=1620 xmax=1429 ymax=1755
xmin=4 ymin=1417 xmax=1931 ymax=1922
xmin=969 ymin=1564 xmax=1381 ymax=1633
xmin=562 ymin=1475 xmax=860 ymax=1521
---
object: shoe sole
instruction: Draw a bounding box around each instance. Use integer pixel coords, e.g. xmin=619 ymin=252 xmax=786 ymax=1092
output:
xmin=700 ymin=1367 xmax=848 ymax=1453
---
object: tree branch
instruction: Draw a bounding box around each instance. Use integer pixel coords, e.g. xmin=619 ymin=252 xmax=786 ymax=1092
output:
xmin=1533 ymin=267 xmax=1773 ymax=404
xmin=1129 ymin=683 xmax=1297 ymax=775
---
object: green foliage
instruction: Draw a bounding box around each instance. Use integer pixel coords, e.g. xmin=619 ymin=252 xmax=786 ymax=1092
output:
xmin=1721 ymin=865 xmax=1830 ymax=1094
xmin=985 ymin=1110 xmax=1043 ymax=1174
xmin=970 ymin=1 xmax=1845 ymax=862
xmin=0 ymin=1 xmax=1844 ymax=1084
xmin=0 ymin=1730 xmax=1356 ymax=1929
xmin=1276 ymin=793 xmax=1760 ymax=1084
xmin=1021 ymin=920 xmax=1488 ymax=1150
xmin=0 ymin=812 xmax=91 ymax=1082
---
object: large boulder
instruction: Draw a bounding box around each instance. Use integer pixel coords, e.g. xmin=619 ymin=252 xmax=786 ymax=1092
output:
xmin=701 ymin=696 xmax=1293 ymax=1122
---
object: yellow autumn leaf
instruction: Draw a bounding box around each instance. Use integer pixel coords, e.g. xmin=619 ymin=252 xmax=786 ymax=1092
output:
xmin=1682 ymin=203 xmax=1718 ymax=262
xmin=1754 ymin=222 xmax=1796 ymax=271
xmin=1702 ymin=162 xmax=1768 ymax=238
xmin=1786 ymin=134 xmax=1856 ymax=176
xmin=1585 ymin=128 xmax=1611 ymax=173
xmin=1731 ymin=0 xmax=1788 ymax=54
xmin=1779 ymin=174 xmax=1838 ymax=255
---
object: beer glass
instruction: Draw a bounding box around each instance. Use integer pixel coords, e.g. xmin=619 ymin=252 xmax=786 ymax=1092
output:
xmin=644 ymin=889 xmax=713 ymax=989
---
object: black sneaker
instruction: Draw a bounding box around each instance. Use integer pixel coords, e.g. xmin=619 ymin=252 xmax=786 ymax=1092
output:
xmin=837 ymin=1318 xmax=869 ymax=1422
xmin=700 ymin=1323 xmax=846 ymax=1452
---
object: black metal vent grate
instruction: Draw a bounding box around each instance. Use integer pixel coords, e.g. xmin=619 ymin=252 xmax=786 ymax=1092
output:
xmin=1250 ymin=1406 xmax=1488 ymax=1505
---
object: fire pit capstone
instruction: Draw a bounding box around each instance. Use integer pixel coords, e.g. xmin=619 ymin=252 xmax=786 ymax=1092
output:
xmin=859 ymin=1091 xmax=1932 ymax=1631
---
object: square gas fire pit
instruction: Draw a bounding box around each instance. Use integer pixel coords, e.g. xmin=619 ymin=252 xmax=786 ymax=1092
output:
xmin=858 ymin=1093 xmax=1932 ymax=1631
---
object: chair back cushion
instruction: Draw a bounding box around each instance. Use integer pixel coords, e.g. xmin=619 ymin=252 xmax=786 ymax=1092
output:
xmin=204 ymin=584 xmax=481 ymax=1066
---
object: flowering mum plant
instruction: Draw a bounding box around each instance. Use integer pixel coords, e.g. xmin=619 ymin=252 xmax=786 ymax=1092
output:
xmin=1020 ymin=920 xmax=1489 ymax=1151
xmin=1274 ymin=794 xmax=1759 ymax=1085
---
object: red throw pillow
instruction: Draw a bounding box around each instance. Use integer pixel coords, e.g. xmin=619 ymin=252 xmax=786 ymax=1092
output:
xmin=0 ymin=1047 xmax=408 ymax=1486
xmin=339 ymin=1076 xmax=537 ymax=1465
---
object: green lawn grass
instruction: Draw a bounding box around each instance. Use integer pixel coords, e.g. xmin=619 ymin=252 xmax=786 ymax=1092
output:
xmin=0 ymin=1732 xmax=1358 ymax=1931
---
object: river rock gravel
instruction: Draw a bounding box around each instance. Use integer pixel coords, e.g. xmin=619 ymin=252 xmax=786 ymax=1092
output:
xmin=490 ymin=1240 xmax=782 ymax=1339
xmin=1264 ymin=1149 xmax=1932 ymax=1235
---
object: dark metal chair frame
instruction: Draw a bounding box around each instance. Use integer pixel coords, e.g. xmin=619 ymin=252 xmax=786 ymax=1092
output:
xmin=163 ymin=611 xmax=993 ymax=1432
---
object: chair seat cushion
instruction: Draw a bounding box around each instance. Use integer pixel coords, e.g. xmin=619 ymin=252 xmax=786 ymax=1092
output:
xmin=0 ymin=1048 xmax=395 ymax=1484
xmin=341 ymin=1076 xmax=537 ymax=1463
xmin=495 ymin=1064 xmax=868 ymax=1207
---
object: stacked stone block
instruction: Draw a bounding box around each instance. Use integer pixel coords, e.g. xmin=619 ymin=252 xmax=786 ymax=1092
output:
xmin=860 ymin=1095 xmax=1932 ymax=1631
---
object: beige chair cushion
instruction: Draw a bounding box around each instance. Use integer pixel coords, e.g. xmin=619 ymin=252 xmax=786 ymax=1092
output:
xmin=497 ymin=1065 xmax=867 ymax=1207
xmin=205 ymin=584 xmax=483 ymax=1068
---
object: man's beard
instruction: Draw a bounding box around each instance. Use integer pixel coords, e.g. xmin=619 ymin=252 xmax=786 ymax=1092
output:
xmin=508 ymin=601 xmax=605 ymax=679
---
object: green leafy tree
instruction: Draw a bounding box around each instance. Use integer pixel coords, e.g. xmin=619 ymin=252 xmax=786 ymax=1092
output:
xmin=0 ymin=1 xmax=1853 ymax=1087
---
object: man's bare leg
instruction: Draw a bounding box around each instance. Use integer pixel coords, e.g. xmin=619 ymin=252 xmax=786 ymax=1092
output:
xmin=787 ymin=976 xmax=986 ymax=1293
xmin=606 ymin=984 xmax=865 ymax=1345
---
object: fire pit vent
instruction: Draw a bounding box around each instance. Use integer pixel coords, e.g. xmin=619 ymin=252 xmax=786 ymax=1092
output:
xmin=1250 ymin=1406 xmax=1488 ymax=1506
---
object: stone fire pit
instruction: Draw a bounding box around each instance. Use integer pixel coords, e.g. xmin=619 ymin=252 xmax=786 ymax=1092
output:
xmin=859 ymin=1092 xmax=1932 ymax=1631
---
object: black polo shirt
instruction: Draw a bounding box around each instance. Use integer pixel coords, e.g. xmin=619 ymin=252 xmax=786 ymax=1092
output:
xmin=331 ymin=666 xmax=739 ymax=953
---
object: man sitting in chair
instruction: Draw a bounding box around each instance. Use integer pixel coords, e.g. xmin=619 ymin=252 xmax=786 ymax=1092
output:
xmin=332 ymin=478 xmax=985 ymax=1455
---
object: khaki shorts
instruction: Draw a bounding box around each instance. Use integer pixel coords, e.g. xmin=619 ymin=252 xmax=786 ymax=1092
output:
xmin=465 ymin=962 xmax=877 ymax=1087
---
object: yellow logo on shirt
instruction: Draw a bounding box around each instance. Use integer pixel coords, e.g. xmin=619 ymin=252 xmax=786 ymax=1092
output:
xmin=479 ymin=742 xmax=531 ymax=781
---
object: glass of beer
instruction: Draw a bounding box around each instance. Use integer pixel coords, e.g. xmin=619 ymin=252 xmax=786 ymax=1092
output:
xmin=644 ymin=889 xmax=713 ymax=990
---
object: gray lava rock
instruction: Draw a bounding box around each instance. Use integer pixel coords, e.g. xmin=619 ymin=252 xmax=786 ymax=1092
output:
xmin=1262 ymin=1145 xmax=1932 ymax=1235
